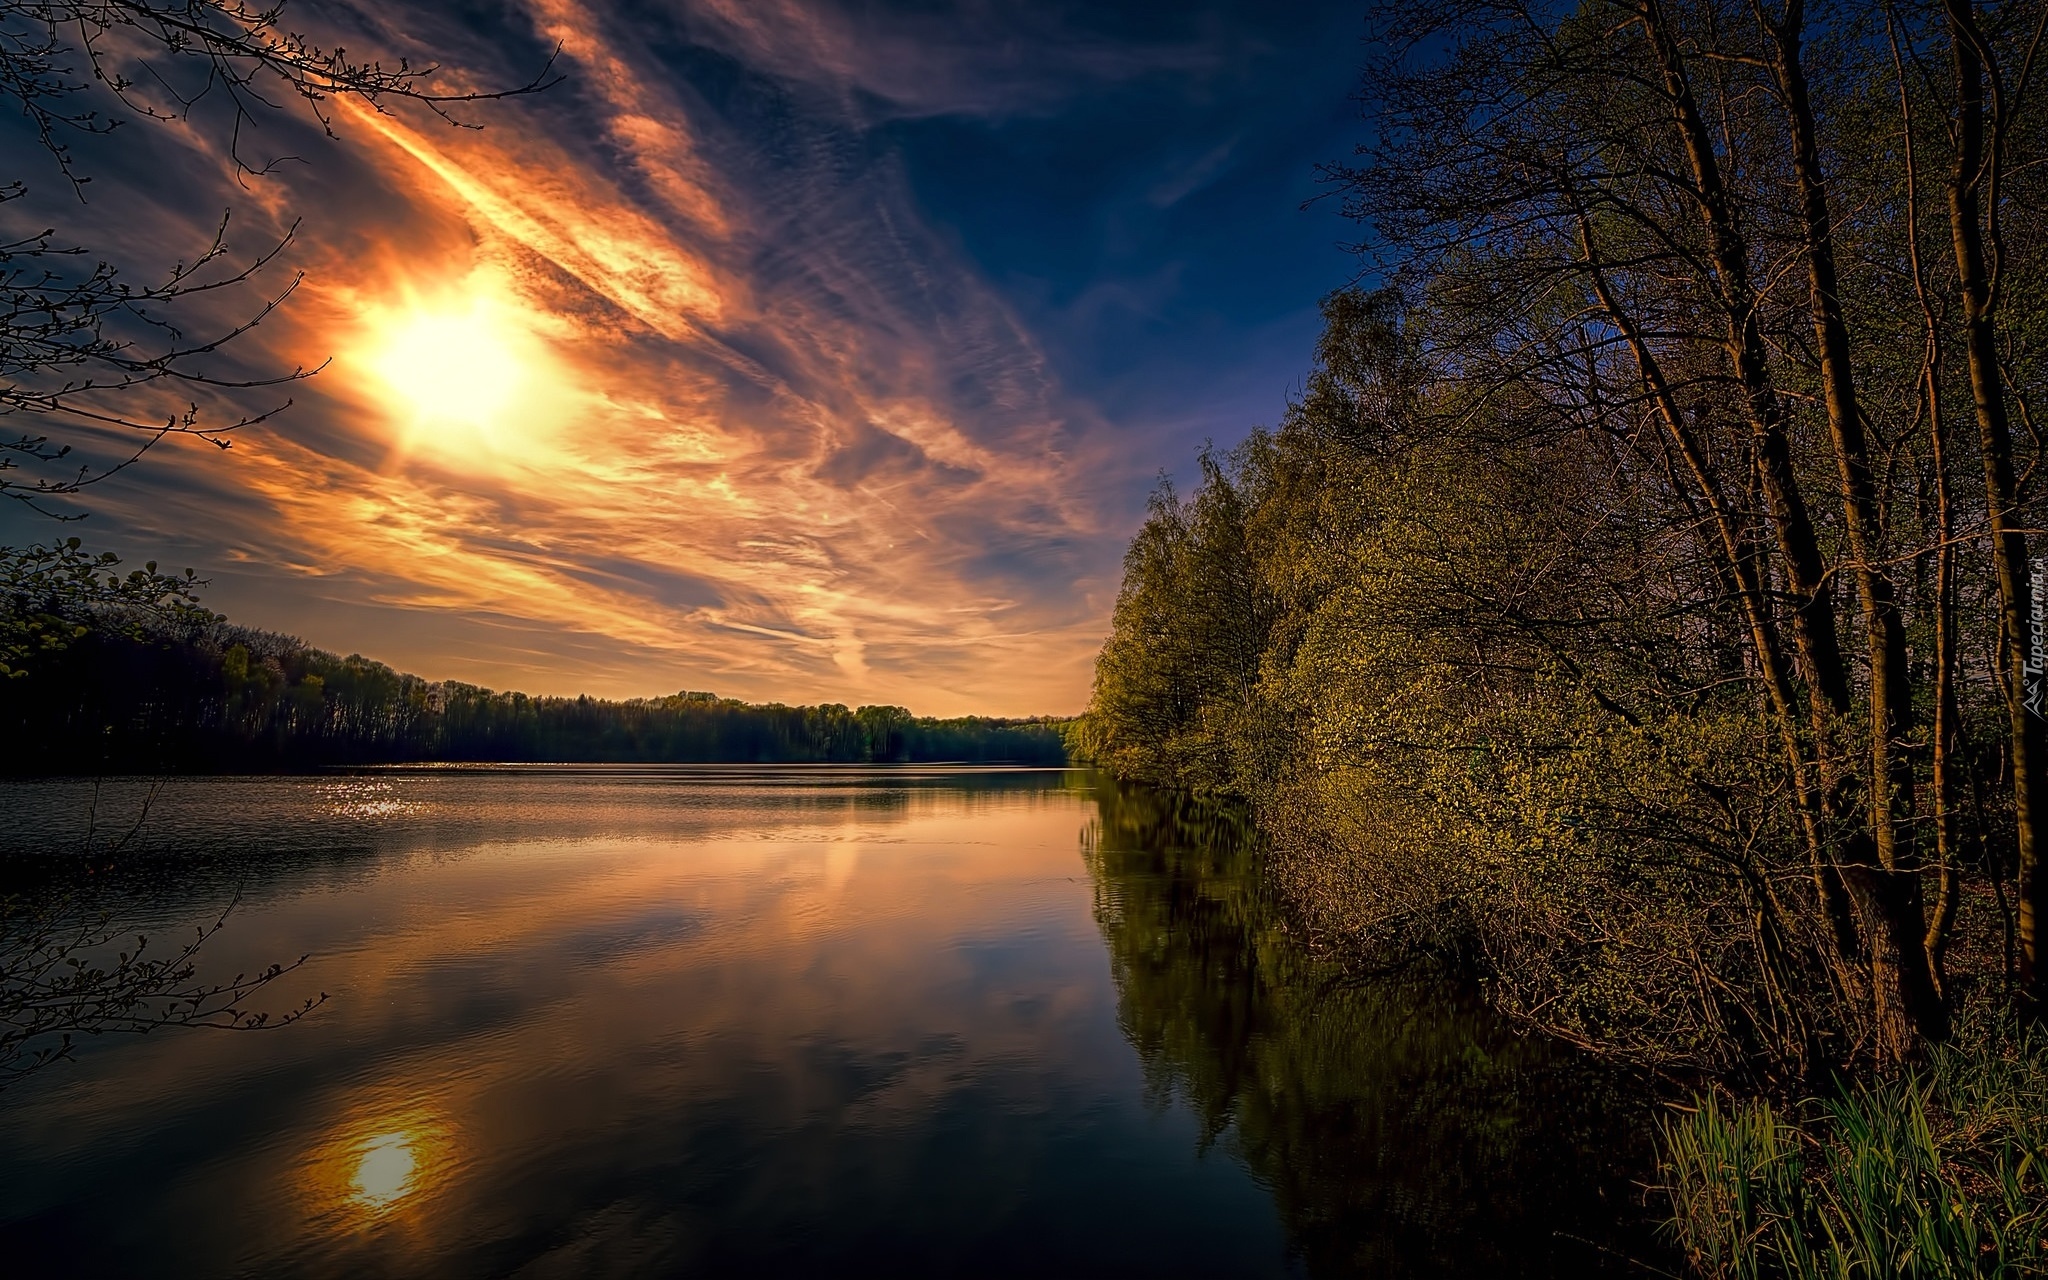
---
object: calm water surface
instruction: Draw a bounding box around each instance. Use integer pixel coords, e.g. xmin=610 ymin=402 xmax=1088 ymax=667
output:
xmin=0 ymin=767 xmax=1664 ymax=1277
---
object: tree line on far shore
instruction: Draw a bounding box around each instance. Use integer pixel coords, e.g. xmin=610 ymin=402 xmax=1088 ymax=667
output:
xmin=0 ymin=544 xmax=1066 ymax=772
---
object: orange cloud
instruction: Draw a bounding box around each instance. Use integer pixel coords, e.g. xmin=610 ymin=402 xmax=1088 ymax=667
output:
xmin=102 ymin=0 xmax=1125 ymax=714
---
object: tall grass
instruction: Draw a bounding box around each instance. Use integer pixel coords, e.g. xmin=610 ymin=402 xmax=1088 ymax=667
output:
xmin=1660 ymin=1024 xmax=2048 ymax=1278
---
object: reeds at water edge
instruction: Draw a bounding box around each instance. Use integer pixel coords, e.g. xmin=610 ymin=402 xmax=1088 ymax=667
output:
xmin=1660 ymin=1020 xmax=2048 ymax=1278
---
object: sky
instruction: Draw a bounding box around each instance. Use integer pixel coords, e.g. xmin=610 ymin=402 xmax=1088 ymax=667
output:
xmin=1 ymin=0 xmax=1370 ymax=716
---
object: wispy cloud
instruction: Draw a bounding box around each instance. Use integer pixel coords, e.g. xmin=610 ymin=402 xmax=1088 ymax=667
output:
xmin=10 ymin=0 xmax=1158 ymax=714
xmin=676 ymin=0 xmax=1221 ymax=120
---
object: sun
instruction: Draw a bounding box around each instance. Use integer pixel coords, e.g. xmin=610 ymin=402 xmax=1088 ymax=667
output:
xmin=376 ymin=305 xmax=524 ymax=428
xmin=355 ymin=280 xmax=565 ymax=464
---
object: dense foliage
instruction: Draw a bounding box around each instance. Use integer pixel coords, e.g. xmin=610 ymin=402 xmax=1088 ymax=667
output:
xmin=1081 ymin=0 xmax=2048 ymax=1081
xmin=0 ymin=552 xmax=1067 ymax=771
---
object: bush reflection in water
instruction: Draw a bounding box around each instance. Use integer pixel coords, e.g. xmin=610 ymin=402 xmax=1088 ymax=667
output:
xmin=1083 ymin=777 xmax=1671 ymax=1278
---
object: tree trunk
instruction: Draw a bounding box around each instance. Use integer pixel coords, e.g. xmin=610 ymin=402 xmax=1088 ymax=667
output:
xmin=1640 ymin=0 xmax=1920 ymax=1047
xmin=1893 ymin=17 xmax=1964 ymax=993
xmin=1766 ymin=0 xmax=1944 ymax=1044
xmin=1636 ymin=1 xmax=1851 ymax=711
xmin=1571 ymin=176 xmax=1855 ymax=1046
xmin=1944 ymin=0 xmax=2047 ymax=1014
xmin=1926 ymin=371 xmax=1964 ymax=996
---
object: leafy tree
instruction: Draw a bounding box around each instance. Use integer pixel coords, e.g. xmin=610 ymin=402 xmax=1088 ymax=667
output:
xmin=0 ymin=536 xmax=208 ymax=677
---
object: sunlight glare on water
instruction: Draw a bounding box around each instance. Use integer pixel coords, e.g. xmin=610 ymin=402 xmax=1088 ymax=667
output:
xmin=352 ymin=1132 xmax=419 ymax=1210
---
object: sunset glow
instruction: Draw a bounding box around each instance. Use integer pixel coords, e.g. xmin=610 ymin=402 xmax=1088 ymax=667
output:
xmin=1 ymin=1 xmax=1359 ymax=714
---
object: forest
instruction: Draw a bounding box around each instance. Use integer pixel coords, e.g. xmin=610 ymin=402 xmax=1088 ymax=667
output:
xmin=1080 ymin=2 xmax=2048 ymax=1271
xmin=0 ymin=543 xmax=1067 ymax=772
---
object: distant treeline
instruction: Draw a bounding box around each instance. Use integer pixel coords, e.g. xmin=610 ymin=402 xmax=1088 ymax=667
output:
xmin=0 ymin=592 xmax=1069 ymax=773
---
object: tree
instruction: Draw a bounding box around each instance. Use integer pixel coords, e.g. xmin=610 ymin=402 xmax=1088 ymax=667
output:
xmin=2 ymin=878 xmax=324 ymax=1089
xmin=0 ymin=535 xmax=208 ymax=676
xmin=1934 ymin=0 xmax=2048 ymax=1014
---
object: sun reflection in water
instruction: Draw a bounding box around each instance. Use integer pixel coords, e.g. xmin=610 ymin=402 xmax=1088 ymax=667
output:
xmin=306 ymin=1112 xmax=449 ymax=1229
xmin=351 ymin=1132 xmax=419 ymax=1210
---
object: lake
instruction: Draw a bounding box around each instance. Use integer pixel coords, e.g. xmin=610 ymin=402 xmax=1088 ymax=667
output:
xmin=0 ymin=767 xmax=1666 ymax=1277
